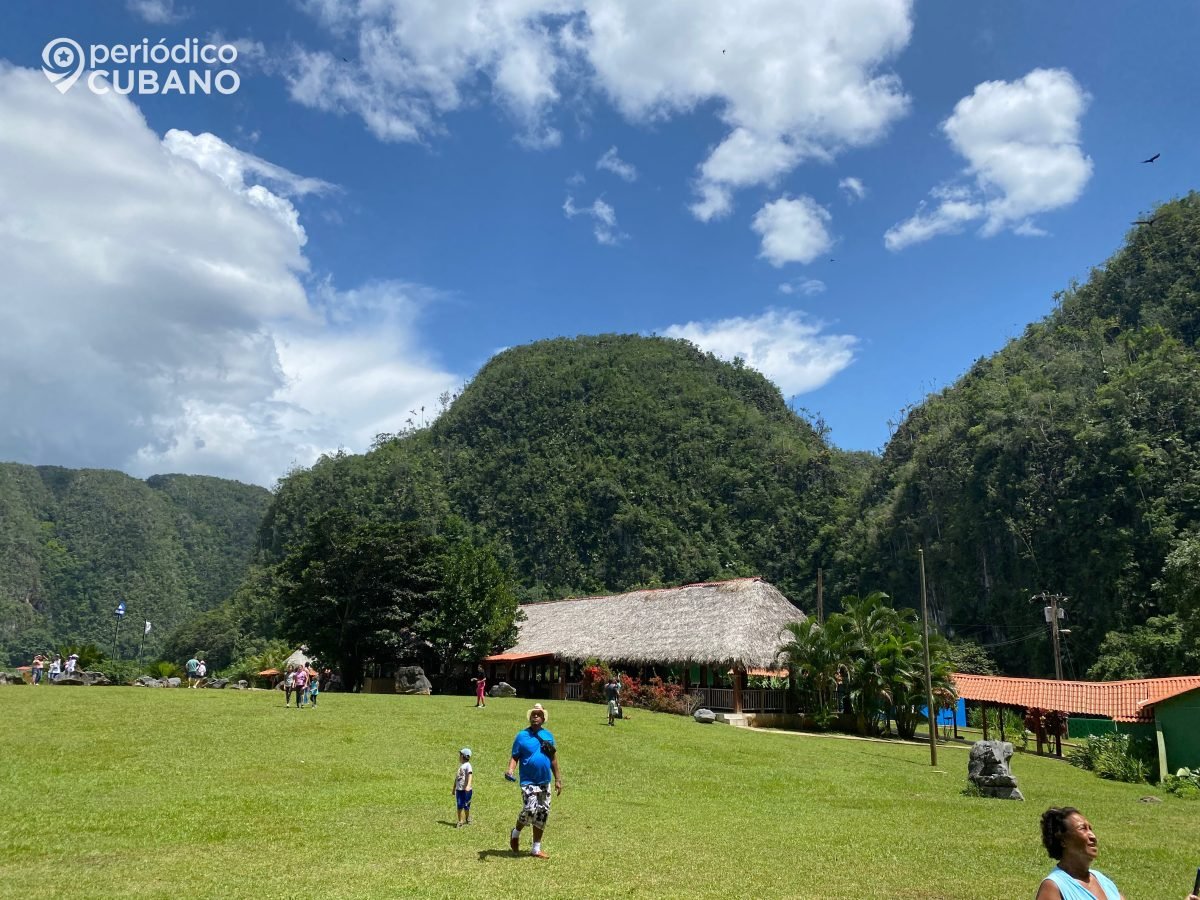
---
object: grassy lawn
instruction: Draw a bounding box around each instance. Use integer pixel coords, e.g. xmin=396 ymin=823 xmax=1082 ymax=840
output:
xmin=1 ymin=689 xmax=1195 ymax=899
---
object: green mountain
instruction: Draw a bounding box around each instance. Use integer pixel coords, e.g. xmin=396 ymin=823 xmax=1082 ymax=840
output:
xmin=0 ymin=464 xmax=270 ymax=666
xmin=263 ymin=334 xmax=862 ymax=604
xmin=839 ymin=194 xmax=1200 ymax=675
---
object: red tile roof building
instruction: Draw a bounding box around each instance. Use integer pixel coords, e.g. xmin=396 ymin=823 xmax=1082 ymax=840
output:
xmin=951 ymin=673 xmax=1200 ymax=723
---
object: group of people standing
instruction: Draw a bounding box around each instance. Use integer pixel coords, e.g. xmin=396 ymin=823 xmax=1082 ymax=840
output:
xmin=283 ymin=662 xmax=323 ymax=708
xmin=29 ymin=653 xmax=75 ymax=683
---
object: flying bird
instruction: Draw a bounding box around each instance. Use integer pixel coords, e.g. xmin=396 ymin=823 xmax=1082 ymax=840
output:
xmin=342 ymin=56 xmax=350 ymax=62
xmin=1132 ymin=217 xmax=1158 ymax=226
xmin=1141 ymin=153 xmax=1160 ymax=164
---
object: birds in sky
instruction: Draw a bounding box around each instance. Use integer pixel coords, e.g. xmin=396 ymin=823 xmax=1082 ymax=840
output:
xmin=1141 ymin=153 xmax=1160 ymax=164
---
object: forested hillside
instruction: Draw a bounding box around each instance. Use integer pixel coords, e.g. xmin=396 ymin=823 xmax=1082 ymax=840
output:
xmin=838 ymin=194 xmax=1200 ymax=676
xmin=0 ymin=464 xmax=270 ymax=665
xmin=262 ymin=335 xmax=861 ymax=603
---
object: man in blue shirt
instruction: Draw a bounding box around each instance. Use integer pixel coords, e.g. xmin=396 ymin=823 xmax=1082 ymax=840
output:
xmin=185 ymin=655 xmax=200 ymax=688
xmin=504 ymin=703 xmax=563 ymax=859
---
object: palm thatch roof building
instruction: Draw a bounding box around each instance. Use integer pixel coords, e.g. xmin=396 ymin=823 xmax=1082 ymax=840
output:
xmin=486 ymin=577 xmax=805 ymax=712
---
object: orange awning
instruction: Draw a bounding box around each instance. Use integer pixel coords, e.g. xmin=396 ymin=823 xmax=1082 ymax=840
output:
xmin=257 ymin=668 xmax=281 ymax=676
xmin=483 ymin=652 xmax=555 ymax=663
xmin=746 ymin=667 xmax=788 ymax=678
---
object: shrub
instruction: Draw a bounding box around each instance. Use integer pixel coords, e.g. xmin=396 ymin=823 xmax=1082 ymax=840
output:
xmin=578 ymin=662 xmax=698 ymax=715
xmin=1163 ymin=767 xmax=1200 ymax=799
xmin=1066 ymin=732 xmax=1152 ymax=784
xmin=96 ymin=660 xmax=143 ymax=685
xmin=147 ymin=660 xmax=181 ymax=679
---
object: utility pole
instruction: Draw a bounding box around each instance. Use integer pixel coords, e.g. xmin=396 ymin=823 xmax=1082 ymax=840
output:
xmin=1033 ymin=593 xmax=1068 ymax=680
xmin=816 ymin=567 xmax=824 ymax=625
xmin=918 ymin=549 xmax=937 ymax=767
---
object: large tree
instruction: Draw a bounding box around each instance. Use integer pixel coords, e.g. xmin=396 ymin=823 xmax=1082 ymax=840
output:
xmin=277 ymin=514 xmax=443 ymax=691
xmin=276 ymin=513 xmax=521 ymax=690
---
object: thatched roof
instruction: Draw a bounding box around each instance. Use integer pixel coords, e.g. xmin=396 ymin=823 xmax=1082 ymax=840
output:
xmin=498 ymin=577 xmax=805 ymax=669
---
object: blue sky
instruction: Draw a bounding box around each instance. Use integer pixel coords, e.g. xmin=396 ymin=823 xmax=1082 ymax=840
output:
xmin=1 ymin=1 xmax=1196 ymax=486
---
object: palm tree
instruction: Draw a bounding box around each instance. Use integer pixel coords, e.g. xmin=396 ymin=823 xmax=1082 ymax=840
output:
xmin=776 ymin=620 xmax=845 ymax=723
xmin=830 ymin=592 xmax=900 ymax=735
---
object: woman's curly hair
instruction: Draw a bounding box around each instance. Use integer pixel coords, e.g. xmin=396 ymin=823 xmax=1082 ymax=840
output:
xmin=1040 ymin=806 xmax=1080 ymax=859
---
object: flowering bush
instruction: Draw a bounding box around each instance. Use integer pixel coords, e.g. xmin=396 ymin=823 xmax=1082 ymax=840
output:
xmin=579 ymin=660 xmax=700 ymax=715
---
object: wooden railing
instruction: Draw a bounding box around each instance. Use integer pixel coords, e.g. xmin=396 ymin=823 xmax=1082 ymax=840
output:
xmin=561 ymin=683 xmax=786 ymax=712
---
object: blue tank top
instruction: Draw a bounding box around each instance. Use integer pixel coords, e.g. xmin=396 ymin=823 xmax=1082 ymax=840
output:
xmin=1042 ymin=867 xmax=1120 ymax=900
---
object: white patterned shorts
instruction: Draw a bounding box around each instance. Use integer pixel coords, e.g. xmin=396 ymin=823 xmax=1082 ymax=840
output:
xmin=517 ymin=783 xmax=552 ymax=830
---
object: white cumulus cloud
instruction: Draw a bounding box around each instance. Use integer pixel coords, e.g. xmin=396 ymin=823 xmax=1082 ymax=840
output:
xmin=0 ymin=64 xmax=457 ymax=486
xmin=664 ymin=309 xmax=856 ymax=396
xmin=288 ymin=1 xmax=913 ymax=216
xmin=885 ymin=68 xmax=1092 ymax=250
xmin=752 ymin=196 xmax=834 ymax=267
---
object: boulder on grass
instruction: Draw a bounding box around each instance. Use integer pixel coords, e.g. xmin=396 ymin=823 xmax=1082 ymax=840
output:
xmin=395 ymin=666 xmax=432 ymax=695
xmin=490 ymin=681 xmax=517 ymax=698
xmin=968 ymin=740 xmax=1024 ymax=800
xmin=693 ymin=708 xmax=717 ymax=724
xmin=167 ymin=677 xmax=182 ymax=688
xmin=206 ymin=678 xmax=230 ymax=689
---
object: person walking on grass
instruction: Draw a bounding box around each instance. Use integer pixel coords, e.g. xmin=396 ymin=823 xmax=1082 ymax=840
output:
xmin=48 ymin=654 xmax=62 ymax=682
xmin=185 ymin=655 xmax=200 ymax=688
xmin=308 ymin=675 xmax=320 ymax=708
xmin=605 ymin=673 xmax=621 ymax=726
xmin=196 ymin=659 xmax=207 ymax=686
xmin=454 ymin=748 xmax=473 ymax=827
xmin=292 ymin=665 xmax=310 ymax=708
xmin=504 ymin=703 xmax=562 ymax=859
xmin=472 ymin=667 xmax=487 ymax=708
xmin=284 ymin=666 xmax=297 ymax=707
xmin=31 ymin=654 xmax=45 ymax=685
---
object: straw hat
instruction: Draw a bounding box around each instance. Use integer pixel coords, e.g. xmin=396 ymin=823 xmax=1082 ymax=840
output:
xmin=526 ymin=703 xmax=547 ymax=723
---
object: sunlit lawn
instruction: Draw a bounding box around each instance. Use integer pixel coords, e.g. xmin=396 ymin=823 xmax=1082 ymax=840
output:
xmin=1 ymin=688 xmax=1195 ymax=899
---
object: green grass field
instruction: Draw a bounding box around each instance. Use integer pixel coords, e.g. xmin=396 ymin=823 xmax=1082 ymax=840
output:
xmin=1 ymin=688 xmax=1196 ymax=899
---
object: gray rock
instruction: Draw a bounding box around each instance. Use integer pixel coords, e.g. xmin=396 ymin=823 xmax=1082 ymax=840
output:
xmin=395 ymin=666 xmax=432 ymax=695
xmin=206 ymin=678 xmax=230 ymax=689
xmin=693 ymin=708 xmax=717 ymax=724
xmin=233 ymin=680 xmax=249 ymax=690
xmin=167 ymin=677 xmax=182 ymax=687
xmin=0 ymin=672 xmax=25 ymax=685
xmin=1139 ymin=795 xmax=1163 ymax=803
xmin=490 ymin=681 xmax=518 ymax=698
xmin=968 ymin=740 xmax=1024 ymax=800
xmin=55 ymin=675 xmax=86 ymax=686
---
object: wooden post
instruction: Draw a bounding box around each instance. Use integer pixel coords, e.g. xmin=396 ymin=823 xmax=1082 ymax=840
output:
xmin=559 ymin=662 xmax=567 ymax=701
xmin=982 ymin=703 xmax=989 ymax=741
xmin=1000 ymin=707 xmax=1006 ymax=742
xmin=733 ymin=667 xmax=744 ymax=714
xmin=917 ymin=549 xmax=937 ymax=767
xmin=816 ymin=567 xmax=824 ymax=625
